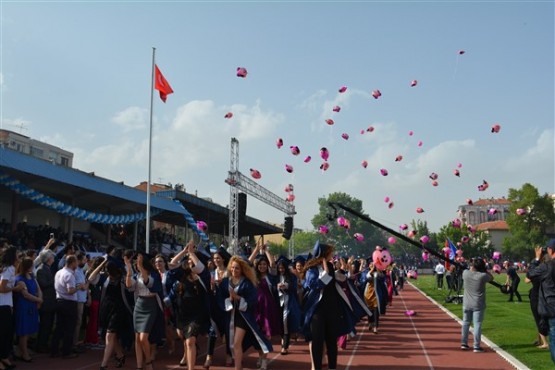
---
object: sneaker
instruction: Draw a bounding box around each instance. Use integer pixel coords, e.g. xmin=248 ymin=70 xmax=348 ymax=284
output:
xmin=473 ymin=347 xmax=485 ymax=353
xmin=461 ymin=344 xmax=470 ymax=350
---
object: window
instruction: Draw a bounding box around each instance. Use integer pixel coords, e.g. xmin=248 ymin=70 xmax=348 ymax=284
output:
xmin=30 ymin=146 xmax=44 ymax=158
xmin=60 ymin=157 xmax=69 ymax=166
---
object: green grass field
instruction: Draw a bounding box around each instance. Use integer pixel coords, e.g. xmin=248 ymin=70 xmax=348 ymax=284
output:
xmin=410 ymin=273 xmax=553 ymax=370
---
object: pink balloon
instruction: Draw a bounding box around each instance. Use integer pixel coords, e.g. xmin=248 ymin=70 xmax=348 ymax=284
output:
xmin=284 ymin=184 xmax=294 ymax=192
xmin=491 ymin=123 xmax=501 ymax=133
xmin=395 ymin=155 xmax=403 ymax=162
xmin=236 ymin=67 xmax=248 ymax=78
xmin=493 ymin=251 xmax=501 ymax=260
xmin=417 ymin=140 xmax=423 ymax=147
xmin=452 ymin=218 xmax=461 ymax=228
xmin=250 ymin=168 xmax=261 ymax=180
xmin=421 ymin=252 xmax=429 ymax=262
xmin=320 ymin=147 xmax=329 ymax=161
xmin=371 ymin=89 xmax=382 ymax=99
xmin=388 ymin=202 xmax=394 ymax=209
xmin=384 ymin=196 xmax=390 ymax=203
xmin=432 ymin=180 xmax=439 ymax=187
xmin=416 ymin=207 xmax=425 ymax=213
xmin=196 ymin=221 xmax=208 ymax=232
xmin=285 ymin=164 xmax=293 ymax=173
xmin=320 ymin=162 xmax=330 ymax=171
xmin=286 ymin=194 xmax=295 ymax=202
xmin=224 ymin=112 xmax=233 ymax=119
xmin=410 ymin=80 xmax=418 ymax=87
xmin=354 ymin=233 xmax=364 ymax=242
xmin=304 ymin=156 xmax=312 ymax=163
xmin=367 ymin=126 xmax=375 ymax=132
xmin=290 ymin=146 xmax=300 ymax=155
xmin=276 ymin=138 xmax=283 ymax=149
xmin=493 ymin=264 xmax=501 ymax=274
xmin=399 ymin=224 xmax=408 ymax=231
xmin=408 ymin=130 xmax=414 ymax=136
xmin=408 ymin=230 xmax=416 ymax=238
xmin=373 ymin=249 xmax=392 ymax=270
xmin=419 ymin=235 xmax=430 ymax=244
xmin=318 ymin=225 xmax=329 ymax=235
xmin=453 ymin=169 xmax=460 ymax=177
xmin=380 ymin=168 xmax=389 ymax=176
xmin=341 ymin=133 xmax=349 ymax=140
xmin=337 ymin=217 xmax=347 ymax=228
xmin=516 ymin=208 xmax=527 ymax=216
xmin=361 ymin=160 xmax=368 ymax=168
xmin=387 ymin=237 xmax=396 ymax=244
xmin=333 ymin=105 xmax=341 ymax=112
xmin=338 ymin=86 xmax=347 ymax=93
xmin=325 ymin=119 xmax=335 ymax=126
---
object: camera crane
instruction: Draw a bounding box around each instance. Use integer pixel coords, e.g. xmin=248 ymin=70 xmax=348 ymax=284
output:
xmin=327 ymin=202 xmax=505 ymax=302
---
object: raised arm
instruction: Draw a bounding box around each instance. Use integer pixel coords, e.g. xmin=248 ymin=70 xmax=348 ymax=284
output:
xmin=169 ymin=240 xmax=195 ymax=269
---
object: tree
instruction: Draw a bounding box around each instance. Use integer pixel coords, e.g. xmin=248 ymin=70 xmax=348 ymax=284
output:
xmin=311 ymin=192 xmax=386 ymax=257
xmin=504 ymin=183 xmax=555 ymax=259
xmin=289 ymin=230 xmax=320 ymax=256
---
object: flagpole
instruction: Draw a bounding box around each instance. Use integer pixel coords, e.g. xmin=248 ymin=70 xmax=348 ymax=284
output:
xmin=146 ymin=47 xmax=156 ymax=254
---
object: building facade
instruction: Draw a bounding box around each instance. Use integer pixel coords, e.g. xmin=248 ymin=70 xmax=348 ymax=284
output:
xmin=0 ymin=129 xmax=73 ymax=167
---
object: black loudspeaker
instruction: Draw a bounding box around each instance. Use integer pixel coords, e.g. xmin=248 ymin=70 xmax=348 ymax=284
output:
xmin=238 ymin=193 xmax=247 ymax=221
xmin=282 ymin=216 xmax=293 ymax=240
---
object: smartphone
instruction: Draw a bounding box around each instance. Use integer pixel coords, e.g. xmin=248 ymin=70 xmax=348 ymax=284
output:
xmin=50 ymin=233 xmax=55 ymax=238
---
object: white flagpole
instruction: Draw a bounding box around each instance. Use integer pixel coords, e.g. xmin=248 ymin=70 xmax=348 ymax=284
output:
xmin=146 ymin=47 xmax=156 ymax=254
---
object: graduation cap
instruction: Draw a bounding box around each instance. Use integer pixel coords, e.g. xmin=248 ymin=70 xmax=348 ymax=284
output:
xmin=216 ymin=246 xmax=232 ymax=265
xmin=293 ymin=255 xmax=306 ymax=266
xmin=276 ymin=255 xmax=292 ymax=267
xmin=313 ymin=240 xmax=325 ymax=259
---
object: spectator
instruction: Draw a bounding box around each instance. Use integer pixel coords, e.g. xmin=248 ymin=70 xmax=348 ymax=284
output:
xmin=526 ymin=240 xmax=555 ymax=365
xmin=503 ymin=260 xmax=523 ymax=302
xmin=460 ymin=258 xmax=493 ymax=353
xmin=435 ymin=261 xmax=445 ymax=289
xmin=73 ymin=251 xmax=89 ymax=352
xmin=0 ymin=246 xmax=26 ymax=370
xmin=35 ymin=249 xmax=57 ymax=353
xmin=51 ymin=255 xmax=84 ymax=359
xmin=14 ymin=257 xmax=43 ymax=362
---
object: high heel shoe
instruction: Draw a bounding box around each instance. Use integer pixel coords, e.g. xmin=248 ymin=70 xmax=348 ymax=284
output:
xmin=179 ymin=358 xmax=187 ymax=366
xmin=260 ymin=358 xmax=268 ymax=370
xmin=202 ymin=358 xmax=212 ymax=369
xmin=115 ymin=354 xmax=126 ymax=368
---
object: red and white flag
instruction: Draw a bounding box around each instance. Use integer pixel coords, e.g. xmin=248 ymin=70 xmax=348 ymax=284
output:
xmin=154 ymin=64 xmax=173 ymax=103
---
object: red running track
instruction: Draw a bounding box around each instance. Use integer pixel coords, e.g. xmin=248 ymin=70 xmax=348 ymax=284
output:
xmin=11 ymin=283 xmax=524 ymax=370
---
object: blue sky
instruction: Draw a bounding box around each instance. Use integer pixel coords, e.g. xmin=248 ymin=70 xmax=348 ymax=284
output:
xmin=1 ymin=1 xmax=553 ymax=235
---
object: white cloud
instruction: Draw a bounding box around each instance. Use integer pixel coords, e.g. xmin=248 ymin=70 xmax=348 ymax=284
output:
xmin=111 ymin=106 xmax=148 ymax=132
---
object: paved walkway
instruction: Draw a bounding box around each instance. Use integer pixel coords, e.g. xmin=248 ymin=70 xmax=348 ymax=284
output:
xmin=11 ymin=282 xmax=528 ymax=370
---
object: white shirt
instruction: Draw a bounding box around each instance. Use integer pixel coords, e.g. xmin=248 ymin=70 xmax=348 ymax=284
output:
xmin=55 ymin=266 xmax=77 ymax=301
xmin=0 ymin=266 xmax=16 ymax=307
xmin=435 ymin=264 xmax=446 ymax=275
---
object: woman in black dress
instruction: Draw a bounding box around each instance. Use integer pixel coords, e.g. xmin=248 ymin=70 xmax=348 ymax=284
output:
xmin=89 ymin=259 xmax=132 ymax=370
xmin=169 ymin=244 xmax=210 ymax=370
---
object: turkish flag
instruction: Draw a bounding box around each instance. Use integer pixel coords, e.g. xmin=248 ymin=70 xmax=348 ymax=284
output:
xmin=154 ymin=64 xmax=174 ymax=103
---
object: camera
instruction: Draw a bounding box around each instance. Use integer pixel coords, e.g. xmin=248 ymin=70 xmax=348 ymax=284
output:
xmin=541 ymin=246 xmax=548 ymax=254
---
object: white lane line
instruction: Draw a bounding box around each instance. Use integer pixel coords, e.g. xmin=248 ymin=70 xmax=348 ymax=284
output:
xmin=344 ymin=324 xmax=367 ymax=370
xmin=408 ymin=282 xmax=530 ymax=370
xmin=399 ymin=288 xmax=435 ymax=370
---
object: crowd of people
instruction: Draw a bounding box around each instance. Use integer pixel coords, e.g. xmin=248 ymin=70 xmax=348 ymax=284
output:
xmin=0 ymin=234 xmax=414 ymax=370
xmin=1 ymin=232 xmax=554 ymax=370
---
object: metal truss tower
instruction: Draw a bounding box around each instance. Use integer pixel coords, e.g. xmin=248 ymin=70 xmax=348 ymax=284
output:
xmin=225 ymin=137 xmax=296 ymax=255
